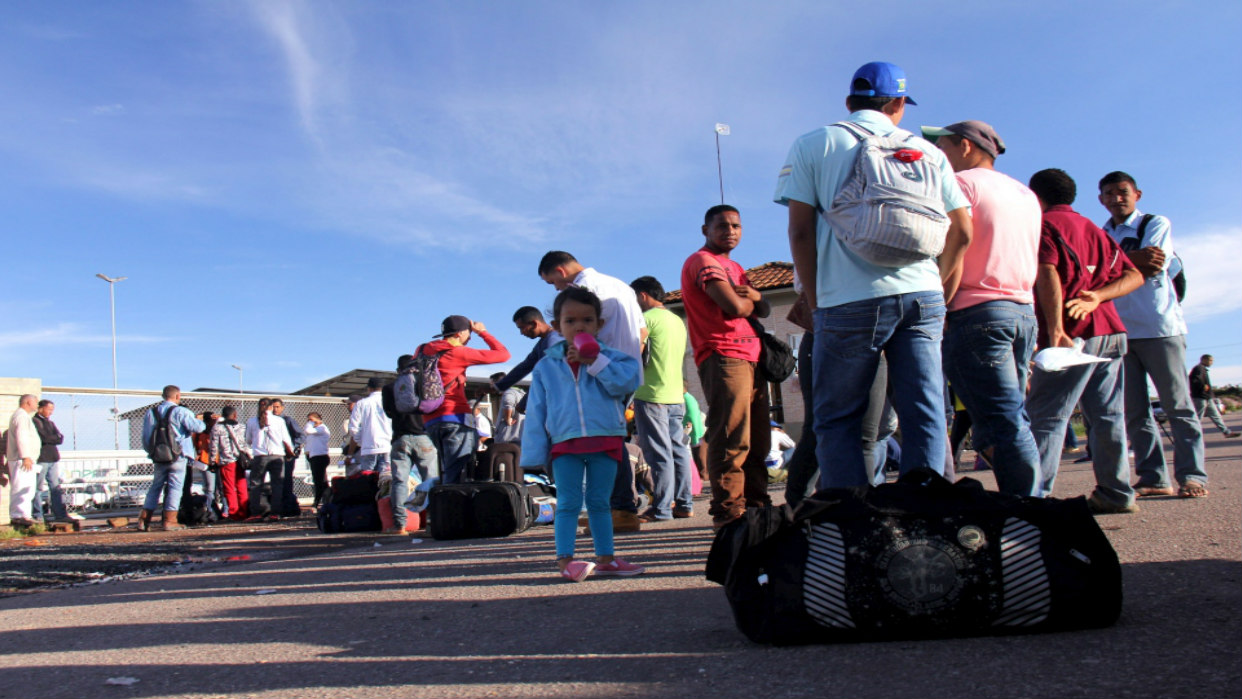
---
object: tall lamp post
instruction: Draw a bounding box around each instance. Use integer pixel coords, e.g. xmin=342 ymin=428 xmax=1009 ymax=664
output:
xmin=232 ymin=364 xmax=244 ymax=394
xmin=714 ymin=123 xmax=730 ymax=204
xmin=96 ymin=273 xmax=127 ymax=449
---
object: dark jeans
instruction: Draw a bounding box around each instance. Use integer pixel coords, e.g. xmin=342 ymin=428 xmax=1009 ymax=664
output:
xmin=281 ymin=456 xmax=299 ymax=514
xmin=308 ymin=455 xmax=330 ymax=507
xmin=247 ymin=455 xmax=285 ymax=516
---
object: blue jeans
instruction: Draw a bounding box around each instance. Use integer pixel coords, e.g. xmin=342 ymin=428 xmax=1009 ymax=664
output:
xmin=813 ymin=291 xmax=947 ymax=488
xmin=1027 ymin=333 xmax=1134 ymax=507
xmin=552 ymin=452 xmax=616 ymax=559
xmin=942 ymin=301 xmax=1041 ymax=496
xmin=34 ymin=461 xmax=68 ymax=521
xmin=191 ymin=465 xmax=216 ymax=511
xmin=355 ymin=452 xmax=391 ymax=475
xmin=427 ymin=420 xmax=476 ymax=485
xmin=390 ymin=433 xmax=438 ymax=527
xmin=1124 ymin=336 xmax=1207 ymax=487
xmin=144 ymin=458 xmax=188 ymax=512
xmin=633 ymin=400 xmax=694 ymax=518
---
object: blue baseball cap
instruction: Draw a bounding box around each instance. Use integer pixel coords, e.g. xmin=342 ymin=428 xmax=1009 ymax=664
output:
xmin=850 ymin=61 xmax=917 ymax=105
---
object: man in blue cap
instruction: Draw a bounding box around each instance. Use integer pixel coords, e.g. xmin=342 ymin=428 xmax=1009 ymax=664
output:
xmin=773 ymin=61 xmax=973 ymax=489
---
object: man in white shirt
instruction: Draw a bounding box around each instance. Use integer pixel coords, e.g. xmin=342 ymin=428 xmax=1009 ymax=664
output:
xmin=246 ymin=398 xmax=294 ymax=521
xmin=5 ymin=395 xmax=41 ymax=526
xmin=348 ymin=378 xmax=393 ymax=477
xmin=537 ymin=250 xmax=648 ymax=361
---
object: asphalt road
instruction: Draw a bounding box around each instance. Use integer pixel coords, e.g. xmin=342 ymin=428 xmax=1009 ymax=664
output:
xmin=1 ymin=416 xmax=1239 ymax=699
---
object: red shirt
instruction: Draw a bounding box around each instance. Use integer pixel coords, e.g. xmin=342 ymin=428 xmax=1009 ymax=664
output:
xmin=680 ymin=247 xmax=761 ymax=366
xmin=420 ymin=332 xmax=510 ymax=419
xmin=1035 ymin=205 xmax=1134 ymax=348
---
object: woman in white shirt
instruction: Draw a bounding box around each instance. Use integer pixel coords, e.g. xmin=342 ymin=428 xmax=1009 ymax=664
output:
xmin=245 ymin=398 xmax=293 ymax=521
xmin=304 ymin=412 xmax=332 ymax=509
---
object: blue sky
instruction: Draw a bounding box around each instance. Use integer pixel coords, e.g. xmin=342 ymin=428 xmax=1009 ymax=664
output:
xmin=2 ymin=1 xmax=1239 ymax=393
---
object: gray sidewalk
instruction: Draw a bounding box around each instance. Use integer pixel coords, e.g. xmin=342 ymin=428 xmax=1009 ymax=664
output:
xmin=0 ymin=416 xmax=1239 ymax=698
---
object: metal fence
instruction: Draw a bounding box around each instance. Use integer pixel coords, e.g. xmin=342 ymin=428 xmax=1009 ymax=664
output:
xmin=39 ymin=388 xmax=353 ymax=515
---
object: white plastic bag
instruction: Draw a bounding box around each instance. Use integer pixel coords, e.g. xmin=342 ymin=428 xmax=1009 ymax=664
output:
xmin=1033 ymin=338 xmax=1110 ymax=372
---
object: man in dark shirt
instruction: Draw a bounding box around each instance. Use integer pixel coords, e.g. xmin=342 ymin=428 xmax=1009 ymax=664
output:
xmin=383 ymin=354 xmax=438 ymax=533
xmin=492 ymin=306 xmax=555 ymax=411
xmin=32 ymin=400 xmax=68 ymax=523
xmin=1190 ymin=354 xmax=1237 ymax=438
xmin=1025 ymin=169 xmax=1143 ymax=514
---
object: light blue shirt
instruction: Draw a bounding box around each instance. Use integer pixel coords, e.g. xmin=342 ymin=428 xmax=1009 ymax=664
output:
xmin=1102 ymin=210 xmax=1186 ymax=340
xmin=141 ymin=401 xmax=205 ymax=460
xmin=773 ymin=109 xmax=969 ymax=309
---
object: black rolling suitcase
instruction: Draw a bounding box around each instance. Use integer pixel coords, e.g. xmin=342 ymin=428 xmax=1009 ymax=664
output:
xmin=706 ymin=468 xmax=1122 ymax=645
xmin=479 ymin=442 xmax=524 ymax=483
xmin=428 ymin=481 xmax=537 ymax=540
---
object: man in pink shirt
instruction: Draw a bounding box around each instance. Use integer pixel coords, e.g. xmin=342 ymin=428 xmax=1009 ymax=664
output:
xmin=923 ymin=120 xmax=1042 ymax=495
xmin=680 ymin=204 xmax=771 ymax=529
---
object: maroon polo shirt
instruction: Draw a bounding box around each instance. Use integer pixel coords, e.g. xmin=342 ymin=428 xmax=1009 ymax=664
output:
xmin=1034 ymin=204 xmax=1134 ymax=348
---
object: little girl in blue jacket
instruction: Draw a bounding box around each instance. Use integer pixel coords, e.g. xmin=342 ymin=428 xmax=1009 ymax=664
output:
xmin=521 ymin=287 xmax=646 ymax=582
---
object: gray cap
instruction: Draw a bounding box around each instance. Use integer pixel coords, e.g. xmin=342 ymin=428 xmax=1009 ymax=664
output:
xmin=922 ymin=120 xmax=1006 ymax=159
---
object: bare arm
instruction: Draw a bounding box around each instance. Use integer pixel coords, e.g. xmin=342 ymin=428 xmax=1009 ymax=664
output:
xmin=787 ymin=200 xmax=819 ymax=309
xmin=938 ymin=207 xmax=974 ymax=303
xmin=704 ymin=279 xmax=763 ymax=318
xmin=1035 ymin=264 xmax=1073 ymax=349
xmin=1065 ymin=268 xmax=1144 ymax=320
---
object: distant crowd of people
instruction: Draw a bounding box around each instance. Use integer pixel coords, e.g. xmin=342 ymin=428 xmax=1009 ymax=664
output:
xmin=3 ymin=61 xmax=1233 ymax=585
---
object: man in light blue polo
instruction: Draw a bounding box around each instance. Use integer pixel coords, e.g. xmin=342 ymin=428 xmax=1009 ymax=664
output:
xmin=140 ymin=385 xmax=205 ymax=531
xmin=773 ymin=61 xmax=972 ymax=488
xmin=1098 ymin=171 xmax=1207 ymax=498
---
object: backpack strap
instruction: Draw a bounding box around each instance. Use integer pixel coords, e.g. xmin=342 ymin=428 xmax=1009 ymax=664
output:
xmin=1136 ymin=213 xmax=1154 ymax=244
xmin=1046 ymin=227 xmax=1086 ymax=279
xmin=832 ymin=120 xmax=873 ymax=142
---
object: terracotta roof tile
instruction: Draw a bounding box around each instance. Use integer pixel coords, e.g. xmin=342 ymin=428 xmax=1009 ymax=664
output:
xmin=664 ymin=261 xmax=792 ymax=303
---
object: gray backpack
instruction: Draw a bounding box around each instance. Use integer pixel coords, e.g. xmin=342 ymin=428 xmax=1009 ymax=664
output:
xmin=146 ymin=406 xmax=182 ymax=464
xmin=820 ymin=121 xmax=950 ymax=267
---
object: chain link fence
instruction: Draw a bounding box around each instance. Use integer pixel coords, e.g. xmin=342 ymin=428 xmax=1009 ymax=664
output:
xmin=39 ymin=388 xmax=353 ymax=515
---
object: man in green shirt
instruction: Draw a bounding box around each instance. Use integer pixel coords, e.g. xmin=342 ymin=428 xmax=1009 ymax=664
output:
xmin=631 ymin=276 xmax=695 ymax=520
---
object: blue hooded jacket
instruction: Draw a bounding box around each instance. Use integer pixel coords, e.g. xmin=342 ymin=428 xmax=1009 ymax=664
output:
xmin=519 ymin=340 xmax=641 ymax=468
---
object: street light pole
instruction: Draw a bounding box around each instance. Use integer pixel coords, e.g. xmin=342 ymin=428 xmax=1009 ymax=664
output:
xmin=96 ymin=273 xmax=127 ymax=450
xmin=714 ymin=123 xmax=730 ymax=205
xmin=232 ymin=364 xmax=244 ymax=394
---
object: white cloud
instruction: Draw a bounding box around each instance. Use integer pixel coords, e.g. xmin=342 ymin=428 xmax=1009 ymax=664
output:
xmin=1175 ymin=227 xmax=1241 ymax=321
xmin=0 ymin=323 xmax=169 ymax=351
xmin=90 ymin=104 xmax=125 ymax=116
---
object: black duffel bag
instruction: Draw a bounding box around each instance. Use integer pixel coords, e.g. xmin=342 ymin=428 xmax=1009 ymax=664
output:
xmin=706 ymin=468 xmax=1121 ymax=645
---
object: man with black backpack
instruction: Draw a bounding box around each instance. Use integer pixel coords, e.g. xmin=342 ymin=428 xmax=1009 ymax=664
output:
xmin=774 ymin=61 xmax=972 ymax=489
xmin=1098 ymin=171 xmax=1208 ymax=499
xmin=140 ymin=385 xmax=205 ymax=531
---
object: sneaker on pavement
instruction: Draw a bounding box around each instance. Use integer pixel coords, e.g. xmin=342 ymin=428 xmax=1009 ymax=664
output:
xmin=561 ymin=560 xmax=596 ymax=582
xmin=1087 ymin=493 xmax=1140 ymax=514
xmin=672 ymin=507 xmax=693 ymax=519
xmin=595 ymin=558 xmax=645 ymax=576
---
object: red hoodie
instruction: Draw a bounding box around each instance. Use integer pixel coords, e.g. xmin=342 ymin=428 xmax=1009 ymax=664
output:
xmin=420 ymin=331 xmax=510 ymax=420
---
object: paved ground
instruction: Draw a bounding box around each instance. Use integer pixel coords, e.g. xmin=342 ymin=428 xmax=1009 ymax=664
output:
xmin=0 ymin=416 xmax=1239 ymax=698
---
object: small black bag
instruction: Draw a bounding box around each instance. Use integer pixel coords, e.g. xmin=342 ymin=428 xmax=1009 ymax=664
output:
xmin=428 ymin=481 xmax=536 ymax=540
xmin=317 ymin=501 xmax=382 ymax=533
xmin=748 ymin=317 xmax=796 ymax=383
xmin=707 ymin=469 xmax=1122 ymax=645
